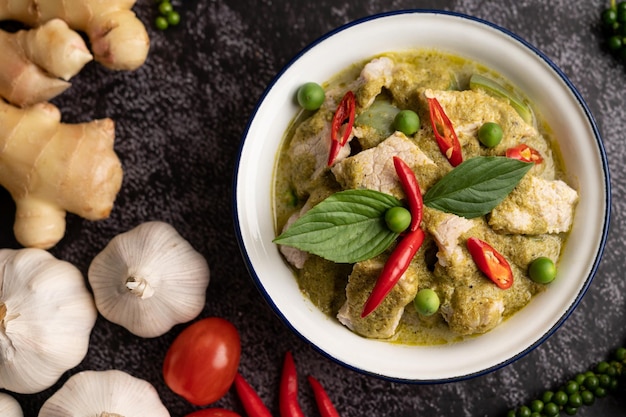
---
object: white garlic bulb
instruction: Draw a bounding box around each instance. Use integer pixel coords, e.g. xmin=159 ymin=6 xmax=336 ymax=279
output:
xmin=0 ymin=248 xmax=97 ymax=394
xmin=0 ymin=392 xmax=23 ymax=417
xmin=88 ymin=221 xmax=210 ymax=338
xmin=38 ymin=369 xmax=170 ymax=417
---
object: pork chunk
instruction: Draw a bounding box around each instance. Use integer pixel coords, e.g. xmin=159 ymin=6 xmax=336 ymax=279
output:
xmin=489 ymin=175 xmax=579 ymax=234
xmin=337 ymin=256 xmax=419 ymax=339
xmin=331 ymin=132 xmax=439 ymax=197
xmin=440 ymin=284 xmax=505 ymax=336
xmin=423 ymin=207 xmax=477 ymax=268
xmin=354 ymin=57 xmax=395 ymax=109
xmin=287 ymin=109 xmax=352 ymax=198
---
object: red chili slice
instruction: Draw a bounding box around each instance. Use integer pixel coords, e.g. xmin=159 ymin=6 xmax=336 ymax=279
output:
xmin=361 ymin=228 xmax=425 ymax=317
xmin=466 ymin=237 xmax=513 ymax=289
xmin=328 ymin=91 xmax=356 ymax=166
xmin=505 ymin=144 xmax=543 ymax=164
xmin=427 ymin=96 xmax=463 ymax=167
xmin=393 ymin=156 xmax=423 ymax=232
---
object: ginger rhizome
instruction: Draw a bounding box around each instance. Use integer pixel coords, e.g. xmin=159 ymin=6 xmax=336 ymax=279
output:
xmin=0 ymin=0 xmax=150 ymax=71
xmin=0 ymin=99 xmax=123 ymax=249
xmin=0 ymin=18 xmax=93 ymax=107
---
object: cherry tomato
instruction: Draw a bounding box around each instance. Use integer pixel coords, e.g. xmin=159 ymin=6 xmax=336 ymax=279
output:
xmin=163 ymin=317 xmax=241 ymax=406
xmin=185 ymin=409 xmax=242 ymax=417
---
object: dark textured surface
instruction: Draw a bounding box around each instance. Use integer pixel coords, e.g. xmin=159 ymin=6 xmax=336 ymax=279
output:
xmin=1 ymin=0 xmax=625 ymax=416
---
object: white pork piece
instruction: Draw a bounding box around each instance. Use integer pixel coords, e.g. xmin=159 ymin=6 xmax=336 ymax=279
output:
xmin=424 ymin=208 xmax=476 ymax=268
xmin=287 ymin=110 xmax=352 ymax=197
xmin=489 ymin=175 xmax=579 ymax=235
xmin=337 ymin=256 xmax=419 ymax=339
xmin=353 ymin=56 xmax=395 ymax=109
xmin=331 ymin=132 xmax=435 ymax=198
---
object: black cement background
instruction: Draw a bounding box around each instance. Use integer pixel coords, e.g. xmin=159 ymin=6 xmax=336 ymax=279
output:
xmin=1 ymin=1 xmax=625 ymax=416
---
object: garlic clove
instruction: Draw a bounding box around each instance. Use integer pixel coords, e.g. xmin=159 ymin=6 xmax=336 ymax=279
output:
xmin=0 ymin=248 xmax=97 ymax=394
xmin=38 ymin=369 xmax=170 ymax=417
xmin=0 ymin=392 xmax=23 ymax=417
xmin=88 ymin=221 xmax=210 ymax=338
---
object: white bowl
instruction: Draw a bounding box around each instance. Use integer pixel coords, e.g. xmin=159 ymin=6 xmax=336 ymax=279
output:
xmin=233 ymin=10 xmax=610 ymax=382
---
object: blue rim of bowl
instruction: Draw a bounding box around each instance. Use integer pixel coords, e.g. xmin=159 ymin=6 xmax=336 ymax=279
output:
xmin=232 ymin=9 xmax=611 ymax=383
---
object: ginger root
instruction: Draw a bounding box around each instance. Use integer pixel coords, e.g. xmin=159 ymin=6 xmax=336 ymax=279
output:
xmin=0 ymin=18 xmax=93 ymax=107
xmin=0 ymin=0 xmax=149 ymax=71
xmin=0 ymin=99 xmax=123 ymax=249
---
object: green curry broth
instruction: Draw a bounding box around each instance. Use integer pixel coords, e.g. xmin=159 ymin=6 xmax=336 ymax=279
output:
xmin=271 ymin=48 xmax=571 ymax=346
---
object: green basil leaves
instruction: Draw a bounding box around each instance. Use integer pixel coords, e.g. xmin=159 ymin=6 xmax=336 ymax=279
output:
xmin=273 ymin=189 xmax=402 ymax=263
xmin=275 ymin=156 xmax=532 ymax=264
xmin=423 ymin=156 xmax=533 ymax=218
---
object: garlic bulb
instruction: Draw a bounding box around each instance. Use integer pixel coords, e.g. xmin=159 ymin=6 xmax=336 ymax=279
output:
xmin=0 ymin=248 xmax=97 ymax=394
xmin=88 ymin=221 xmax=210 ymax=338
xmin=0 ymin=392 xmax=23 ymax=417
xmin=38 ymin=369 xmax=170 ymax=417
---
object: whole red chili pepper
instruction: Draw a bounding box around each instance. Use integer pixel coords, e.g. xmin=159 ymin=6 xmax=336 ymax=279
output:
xmin=392 ymin=156 xmax=423 ymax=232
xmin=327 ymin=91 xmax=356 ymax=166
xmin=466 ymin=237 xmax=513 ymax=289
xmin=361 ymin=227 xmax=425 ymax=318
xmin=427 ymin=96 xmax=463 ymax=167
xmin=505 ymin=143 xmax=543 ymax=164
xmin=279 ymin=351 xmax=305 ymax=417
xmin=233 ymin=373 xmax=273 ymax=417
xmin=307 ymin=375 xmax=340 ymax=417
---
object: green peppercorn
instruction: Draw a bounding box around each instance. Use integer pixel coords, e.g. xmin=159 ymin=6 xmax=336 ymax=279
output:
xmin=167 ymin=11 xmax=181 ymax=26
xmin=529 ymin=399 xmax=543 ymax=413
xmin=155 ymin=16 xmax=169 ymax=30
xmin=159 ymin=1 xmax=173 ymax=14
xmin=553 ymin=390 xmax=568 ymax=406
xmin=543 ymin=402 xmax=560 ymax=417
xmin=584 ymin=374 xmax=600 ymax=390
xmin=541 ymin=390 xmax=554 ymax=403
xmin=565 ymin=380 xmax=579 ymax=395
xmin=581 ymin=389 xmax=595 ymax=406
xmin=516 ymin=406 xmax=531 ymax=417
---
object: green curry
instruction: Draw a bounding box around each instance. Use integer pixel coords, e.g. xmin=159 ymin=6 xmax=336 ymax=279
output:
xmin=272 ymin=49 xmax=577 ymax=345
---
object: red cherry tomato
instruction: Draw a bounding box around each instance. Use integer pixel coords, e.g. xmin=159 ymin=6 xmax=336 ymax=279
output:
xmin=185 ymin=409 xmax=242 ymax=417
xmin=163 ymin=317 xmax=241 ymax=406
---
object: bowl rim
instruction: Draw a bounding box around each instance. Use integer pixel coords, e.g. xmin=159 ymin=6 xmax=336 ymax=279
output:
xmin=233 ymin=9 xmax=611 ymax=383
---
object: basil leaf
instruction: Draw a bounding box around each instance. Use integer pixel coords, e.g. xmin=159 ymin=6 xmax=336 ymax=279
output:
xmin=274 ymin=189 xmax=401 ymax=263
xmin=423 ymin=156 xmax=533 ymax=218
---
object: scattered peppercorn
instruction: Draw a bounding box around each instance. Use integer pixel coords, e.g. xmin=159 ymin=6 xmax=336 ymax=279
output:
xmin=601 ymin=0 xmax=626 ymax=60
xmin=506 ymin=346 xmax=625 ymax=416
xmin=155 ymin=0 xmax=181 ymax=30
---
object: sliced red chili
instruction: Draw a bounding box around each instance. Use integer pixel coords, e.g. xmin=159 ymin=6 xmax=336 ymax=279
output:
xmin=505 ymin=144 xmax=543 ymax=164
xmin=466 ymin=237 xmax=513 ymax=289
xmin=307 ymin=376 xmax=341 ymax=417
xmin=361 ymin=228 xmax=425 ymax=318
xmin=427 ymin=96 xmax=463 ymax=167
xmin=233 ymin=373 xmax=273 ymax=417
xmin=328 ymin=91 xmax=356 ymax=166
xmin=279 ymin=351 xmax=305 ymax=417
xmin=393 ymin=156 xmax=423 ymax=231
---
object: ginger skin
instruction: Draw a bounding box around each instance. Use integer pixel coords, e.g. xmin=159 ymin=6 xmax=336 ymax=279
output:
xmin=0 ymin=0 xmax=149 ymax=71
xmin=0 ymin=99 xmax=124 ymax=249
xmin=0 ymin=19 xmax=93 ymax=107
